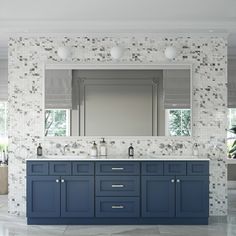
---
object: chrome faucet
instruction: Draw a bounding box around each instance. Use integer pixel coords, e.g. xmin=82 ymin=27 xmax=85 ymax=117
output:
xmin=63 ymin=144 xmax=69 ymax=155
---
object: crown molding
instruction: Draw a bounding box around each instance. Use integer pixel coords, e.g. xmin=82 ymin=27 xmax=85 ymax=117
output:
xmin=0 ymin=19 xmax=235 ymax=34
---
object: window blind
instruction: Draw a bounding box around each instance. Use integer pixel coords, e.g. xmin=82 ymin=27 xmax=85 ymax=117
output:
xmin=163 ymin=69 xmax=190 ymax=109
xmin=45 ymin=70 xmax=72 ymax=109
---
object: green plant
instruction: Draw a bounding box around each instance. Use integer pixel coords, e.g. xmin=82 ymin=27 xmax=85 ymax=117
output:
xmin=228 ymin=126 xmax=236 ymax=158
xmin=0 ymin=143 xmax=7 ymax=152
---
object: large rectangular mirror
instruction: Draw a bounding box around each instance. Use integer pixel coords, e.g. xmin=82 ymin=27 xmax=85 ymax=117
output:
xmin=44 ymin=68 xmax=191 ymax=137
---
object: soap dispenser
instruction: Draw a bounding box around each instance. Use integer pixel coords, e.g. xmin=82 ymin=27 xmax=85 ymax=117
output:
xmin=90 ymin=141 xmax=98 ymax=157
xmin=192 ymin=143 xmax=199 ymax=156
xmin=37 ymin=143 xmax=43 ymax=157
xmin=128 ymin=143 xmax=134 ymax=157
xmin=100 ymin=138 xmax=107 ymax=156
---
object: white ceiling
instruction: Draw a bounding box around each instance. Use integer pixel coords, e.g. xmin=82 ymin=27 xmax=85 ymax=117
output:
xmin=0 ymin=0 xmax=236 ymax=59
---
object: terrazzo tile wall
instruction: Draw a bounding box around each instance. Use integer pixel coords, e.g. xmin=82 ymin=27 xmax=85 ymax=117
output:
xmin=8 ymin=35 xmax=227 ymax=216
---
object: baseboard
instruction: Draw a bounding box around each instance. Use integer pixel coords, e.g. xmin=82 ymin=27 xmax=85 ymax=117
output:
xmin=27 ymin=217 xmax=209 ymax=225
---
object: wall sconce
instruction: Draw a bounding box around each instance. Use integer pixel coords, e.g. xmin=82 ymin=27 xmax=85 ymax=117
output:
xmin=57 ymin=46 xmax=71 ymax=60
xmin=164 ymin=46 xmax=177 ymax=60
xmin=110 ymin=46 xmax=125 ymax=60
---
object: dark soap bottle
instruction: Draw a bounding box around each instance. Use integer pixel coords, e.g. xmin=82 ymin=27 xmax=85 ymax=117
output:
xmin=128 ymin=143 xmax=134 ymax=157
xmin=37 ymin=143 xmax=43 ymax=156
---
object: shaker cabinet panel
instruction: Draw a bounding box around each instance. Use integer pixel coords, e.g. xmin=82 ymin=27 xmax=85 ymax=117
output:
xmin=141 ymin=162 xmax=163 ymax=175
xmin=175 ymin=176 xmax=209 ymax=218
xmin=72 ymin=162 xmax=94 ymax=175
xmin=27 ymin=161 xmax=49 ymax=176
xmin=187 ymin=161 xmax=209 ymax=176
xmin=49 ymin=162 xmax=72 ymax=175
xmin=96 ymin=197 xmax=140 ymax=218
xmin=96 ymin=162 xmax=140 ymax=175
xmin=27 ymin=176 xmax=61 ymax=218
xmin=96 ymin=176 xmax=140 ymax=196
xmin=164 ymin=162 xmax=186 ymax=176
xmin=61 ymin=176 xmax=94 ymax=218
xmin=141 ymin=176 xmax=175 ymax=218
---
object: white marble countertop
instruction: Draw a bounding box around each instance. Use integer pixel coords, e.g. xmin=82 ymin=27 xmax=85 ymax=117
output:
xmin=26 ymin=155 xmax=209 ymax=161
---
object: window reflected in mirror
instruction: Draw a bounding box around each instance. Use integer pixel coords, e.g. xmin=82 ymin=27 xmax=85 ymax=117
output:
xmin=44 ymin=68 xmax=191 ymax=137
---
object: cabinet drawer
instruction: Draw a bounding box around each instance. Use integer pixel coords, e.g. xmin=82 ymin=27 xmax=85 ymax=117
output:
xmin=96 ymin=162 xmax=140 ymax=175
xmin=72 ymin=162 xmax=94 ymax=175
xmin=96 ymin=197 xmax=140 ymax=218
xmin=164 ymin=162 xmax=186 ymax=175
xmin=187 ymin=161 xmax=209 ymax=176
xmin=27 ymin=161 xmax=49 ymax=176
xmin=141 ymin=162 xmax=163 ymax=175
xmin=96 ymin=176 xmax=140 ymax=196
xmin=49 ymin=162 xmax=71 ymax=175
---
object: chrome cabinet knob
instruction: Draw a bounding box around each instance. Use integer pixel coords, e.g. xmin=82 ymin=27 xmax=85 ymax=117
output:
xmin=61 ymin=179 xmax=65 ymax=183
xmin=176 ymin=179 xmax=180 ymax=183
xmin=171 ymin=179 xmax=175 ymax=183
xmin=56 ymin=179 xmax=59 ymax=183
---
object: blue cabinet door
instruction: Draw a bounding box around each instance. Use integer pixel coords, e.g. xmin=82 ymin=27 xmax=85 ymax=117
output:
xmin=142 ymin=176 xmax=175 ymax=217
xmin=176 ymin=176 xmax=209 ymax=218
xmin=61 ymin=176 xmax=94 ymax=218
xmin=27 ymin=176 xmax=61 ymax=218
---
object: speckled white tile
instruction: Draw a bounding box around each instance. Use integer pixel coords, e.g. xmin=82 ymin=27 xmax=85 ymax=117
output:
xmin=8 ymin=35 xmax=227 ymax=216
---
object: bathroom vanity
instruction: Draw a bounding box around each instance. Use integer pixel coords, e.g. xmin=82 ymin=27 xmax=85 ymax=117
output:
xmin=26 ymin=158 xmax=209 ymax=225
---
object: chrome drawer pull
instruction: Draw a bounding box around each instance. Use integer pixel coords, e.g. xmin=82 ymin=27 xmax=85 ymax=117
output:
xmin=112 ymin=205 xmax=124 ymax=209
xmin=112 ymin=184 xmax=124 ymax=188
xmin=111 ymin=167 xmax=124 ymax=170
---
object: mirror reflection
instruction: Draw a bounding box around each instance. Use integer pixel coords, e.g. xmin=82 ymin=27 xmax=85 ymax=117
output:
xmin=44 ymin=69 xmax=191 ymax=137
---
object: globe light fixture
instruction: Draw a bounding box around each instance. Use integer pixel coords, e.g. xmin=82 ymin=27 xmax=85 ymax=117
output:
xmin=110 ymin=46 xmax=125 ymax=60
xmin=164 ymin=46 xmax=177 ymax=60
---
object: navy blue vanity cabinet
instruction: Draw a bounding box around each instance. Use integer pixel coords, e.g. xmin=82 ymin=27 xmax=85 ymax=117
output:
xmin=27 ymin=176 xmax=61 ymax=218
xmin=175 ymin=176 xmax=209 ymax=218
xmin=95 ymin=162 xmax=140 ymax=218
xmin=142 ymin=176 xmax=175 ymax=217
xmin=61 ymin=162 xmax=95 ymax=217
xmin=27 ymin=160 xmax=209 ymax=225
xmin=27 ymin=161 xmax=94 ymax=220
xmin=61 ymin=176 xmax=94 ymax=217
xmin=175 ymin=161 xmax=209 ymax=218
xmin=141 ymin=161 xmax=209 ymax=221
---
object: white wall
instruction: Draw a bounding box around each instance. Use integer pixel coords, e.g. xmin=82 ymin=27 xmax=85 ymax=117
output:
xmin=0 ymin=59 xmax=8 ymax=101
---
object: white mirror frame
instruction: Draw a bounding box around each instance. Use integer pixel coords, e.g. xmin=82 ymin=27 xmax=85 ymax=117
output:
xmin=42 ymin=62 xmax=193 ymax=139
